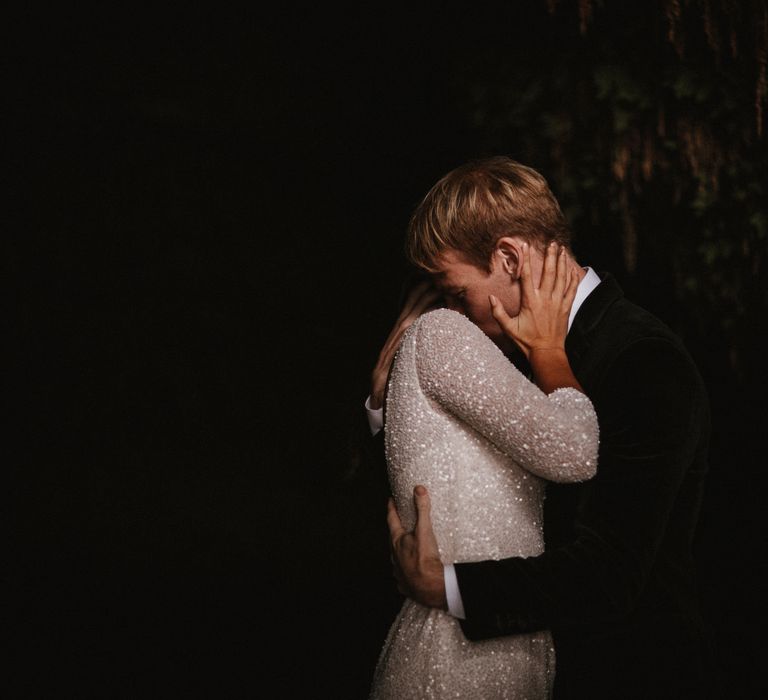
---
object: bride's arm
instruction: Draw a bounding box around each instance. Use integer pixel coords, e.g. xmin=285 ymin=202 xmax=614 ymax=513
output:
xmin=414 ymin=309 xmax=598 ymax=483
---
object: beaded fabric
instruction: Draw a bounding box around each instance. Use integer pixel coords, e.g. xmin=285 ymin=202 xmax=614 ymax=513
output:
xmin=370 ymin=309 xmax=598 ymax=699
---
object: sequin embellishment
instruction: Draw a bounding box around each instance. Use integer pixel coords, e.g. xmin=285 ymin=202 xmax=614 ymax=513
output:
xmin=370 ymin=309 xmax=599 ymax=699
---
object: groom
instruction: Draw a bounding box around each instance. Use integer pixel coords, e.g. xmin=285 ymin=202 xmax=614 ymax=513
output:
xmin=367 ymin=157 xmax=712 ymax=698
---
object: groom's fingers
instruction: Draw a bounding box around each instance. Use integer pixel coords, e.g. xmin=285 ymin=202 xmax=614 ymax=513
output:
xmin=413 ymin=485 xmax=435 ymax=541
xmin=387 ymin=497 xmax=406 ymax=542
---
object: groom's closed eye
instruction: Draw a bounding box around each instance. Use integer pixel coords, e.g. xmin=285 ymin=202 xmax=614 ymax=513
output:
xmin=442 ymin=286 xmax=466 ymax=299
xmin=441 ymin=289 xmax=468 ymax=314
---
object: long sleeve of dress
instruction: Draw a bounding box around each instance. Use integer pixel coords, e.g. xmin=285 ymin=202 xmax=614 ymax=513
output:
xmin=455 ymin=334 xmax=709 ymax=635
xmin=413 ymin=309 xmax=598 ymax=483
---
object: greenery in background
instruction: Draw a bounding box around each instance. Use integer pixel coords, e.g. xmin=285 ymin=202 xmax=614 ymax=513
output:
xmin=450 ymin=0 xmax=767 ymax=377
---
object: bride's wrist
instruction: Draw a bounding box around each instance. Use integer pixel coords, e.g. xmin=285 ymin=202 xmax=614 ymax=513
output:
xmin=528 ymin=346 xmax=582 ymax=393
xmin=528 ymin=346 xmax=569 ymax=373
xmin=528 ymin=345 xmax=567 ymax=359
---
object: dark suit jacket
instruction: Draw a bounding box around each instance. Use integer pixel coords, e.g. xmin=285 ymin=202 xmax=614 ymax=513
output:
xmin=455 ymin=273 xmax=714 ymax=698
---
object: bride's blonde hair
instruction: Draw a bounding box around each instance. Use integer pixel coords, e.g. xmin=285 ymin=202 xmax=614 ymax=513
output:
xmin=406 ymin=156 xmax=572 ymax=272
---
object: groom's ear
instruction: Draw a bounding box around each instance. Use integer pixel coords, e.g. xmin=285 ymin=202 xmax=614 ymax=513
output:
xmin=495 ymin=237 xmax=523 ymax=278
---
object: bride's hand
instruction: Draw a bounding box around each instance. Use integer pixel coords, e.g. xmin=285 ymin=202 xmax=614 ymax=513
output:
xmin=489 ymin=242 xmax=579 ymax=359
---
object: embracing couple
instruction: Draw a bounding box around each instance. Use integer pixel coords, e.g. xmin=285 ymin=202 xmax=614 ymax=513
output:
xmin=364 ymin=158 xmax=712 ymax=699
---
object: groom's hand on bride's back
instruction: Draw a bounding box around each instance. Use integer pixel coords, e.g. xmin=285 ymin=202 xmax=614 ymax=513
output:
xmin=370 ymin=280 xmax=441 ymax=410
xmin=387 ymin=486 xmax=447 ymax=610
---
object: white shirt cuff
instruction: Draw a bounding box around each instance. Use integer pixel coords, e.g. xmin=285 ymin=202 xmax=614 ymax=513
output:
xmin=365 ymin=395 xmax=384 ymax=436
xmin=443 ymin=564 xmax=466 ymax=619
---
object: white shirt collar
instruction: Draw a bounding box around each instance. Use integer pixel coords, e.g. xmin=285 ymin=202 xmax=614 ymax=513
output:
xmin=568 ymin=267 xmax=601 ymax=332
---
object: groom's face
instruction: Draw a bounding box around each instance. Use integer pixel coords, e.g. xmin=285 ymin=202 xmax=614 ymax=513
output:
xmin=431 ymin=248 xmax=521 ymax=354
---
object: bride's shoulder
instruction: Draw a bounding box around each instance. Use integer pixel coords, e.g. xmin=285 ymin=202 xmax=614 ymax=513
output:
xmin=411 ymin=309 xmax=507 ymax=379
xmin=414 ymin=307 xmax=475 ymax=329
xmin=412 ymin=308 xmax=488 ymax=344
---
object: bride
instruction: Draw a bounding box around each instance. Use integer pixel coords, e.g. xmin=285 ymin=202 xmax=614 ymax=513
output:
xmin=368 ymin=242 xmax=599 ymax=699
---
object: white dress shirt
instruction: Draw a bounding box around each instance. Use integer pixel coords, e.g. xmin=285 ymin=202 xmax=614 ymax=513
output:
xmin=366 ymin=267 xmax=602 ymax=618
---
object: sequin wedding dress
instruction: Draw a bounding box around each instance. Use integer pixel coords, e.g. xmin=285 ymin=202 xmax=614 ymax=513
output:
xmin=370 ymin=309 xmax=599 ymax=699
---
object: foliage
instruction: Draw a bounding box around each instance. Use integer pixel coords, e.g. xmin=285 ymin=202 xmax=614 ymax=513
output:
xmin=448 ymin=0 xmax=768 ymax=375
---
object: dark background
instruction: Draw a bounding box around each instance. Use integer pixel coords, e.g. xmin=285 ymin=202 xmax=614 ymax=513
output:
xmin=9 ymin=3 xmax=767 ymax=697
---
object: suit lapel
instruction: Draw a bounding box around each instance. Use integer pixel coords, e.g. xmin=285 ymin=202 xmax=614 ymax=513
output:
xmin=566 ymin=272 xmax=624 ymax=376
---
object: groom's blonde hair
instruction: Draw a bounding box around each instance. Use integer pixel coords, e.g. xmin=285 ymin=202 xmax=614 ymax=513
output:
xmin=406 ymin=156 xmax=571 ymax=272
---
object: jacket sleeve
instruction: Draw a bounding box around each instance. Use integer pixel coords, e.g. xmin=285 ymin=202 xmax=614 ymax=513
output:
xmin=414 ymin=309 xmax=598 ymax=484
xmin=455 ymin=336 xmax=707 ymax=636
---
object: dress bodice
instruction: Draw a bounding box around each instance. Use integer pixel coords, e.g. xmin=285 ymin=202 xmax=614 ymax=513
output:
xmin=385 ymin=308 xmax=598 ymax=564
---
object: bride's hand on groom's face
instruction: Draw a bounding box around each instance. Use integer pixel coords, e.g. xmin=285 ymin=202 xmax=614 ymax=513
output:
xmin=489 ymin=242 xmax=579 ymax=359
xmin=370 ymin=281 xmax=441 ymax=410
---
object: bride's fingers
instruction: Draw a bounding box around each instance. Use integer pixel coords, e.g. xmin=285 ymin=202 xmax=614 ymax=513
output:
xmin=519 ymin=242 xmax=535 ymax=302
xmin=411 ymin=288 xmax=442 ymax=316
xmin=399 ymin=280 xmax=432 ymax=319
xmin=387 ymin=497 xmax=406 ymax=542
xmin=563 ymin=262 xmax=579 ymax=308
xmin=489 ymin=295 xmax=516 ymax=338
xmin=540 ymin=241 xmax=558 ymax=295
xmin=553 ymin=246 xmax=567 ymax=299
